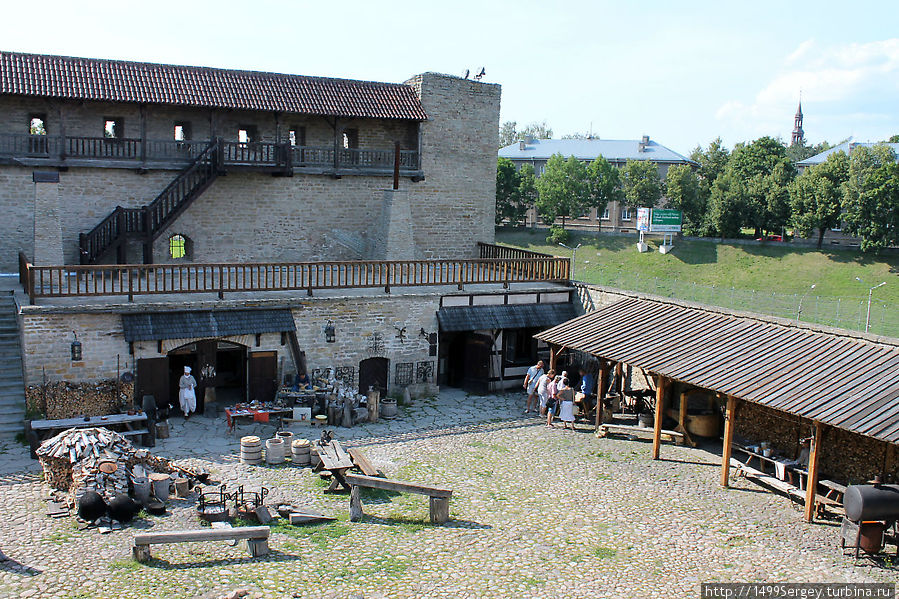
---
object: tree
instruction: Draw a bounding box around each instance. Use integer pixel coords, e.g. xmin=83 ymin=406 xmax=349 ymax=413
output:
xmin=535 ymin=154 xmax=588 ymax=228
xmin=690 ymin=138 xmax=729 ymax=199
xmin=584 ymin=156 xmax=622 ymax=230
xmin=842 ymin=144 xmax=899 ymax=253
xmin=789 ymin=151 xmax=849 ymax=248
xmin=620 ymin=159 xmax=662 ymax=208
xmin=664 ymin=164 xmax=704 ymax=235
xmin=707 ymin=171 xmax=746 ymax=240
xmin=787 ymin=139 xmax=832 ymax=163
xmin=518 ymin=163 xmax=538 ymax=221
xmin=495 ymin=157 xmax=528 ymax=226
xmin=725 ymin=137 xmax=796 ymax=235
xmin=887 ymin=135 xmax=899 ymax=143
xmin=499 ymin=121 xmax=519 ymax=148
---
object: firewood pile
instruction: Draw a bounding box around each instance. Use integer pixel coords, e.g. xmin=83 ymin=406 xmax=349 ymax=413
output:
xmin=26 ymin=379 xmax=134 ymax=420
xmin=36 ymin=427 xmax=173 ymax=507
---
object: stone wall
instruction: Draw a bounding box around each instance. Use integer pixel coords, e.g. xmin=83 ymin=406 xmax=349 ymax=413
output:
xmin=0 ymin=73 xmax=499 ymax=270
xmin=20 ymin=293 xmax=439 ymax=396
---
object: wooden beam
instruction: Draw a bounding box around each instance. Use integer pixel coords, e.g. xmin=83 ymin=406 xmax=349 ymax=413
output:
xmin=651 ymin=375 xmax=668 ymax=460
xmin=594 ymin=359 xmax=609 ymax=431
xmin=344 ymin=473 xmax=452 ymax=498
xmin=720 ymin=395 xmax=738 ymax=487
xmin=549 ymin=344 xmax=559 ymax=372
xmin=804 ymin=421 xmax=824 ymax=522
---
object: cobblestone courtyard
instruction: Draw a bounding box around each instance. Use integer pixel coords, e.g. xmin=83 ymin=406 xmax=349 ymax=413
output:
xmin=0 ymin=389 xmax=896 ymax=598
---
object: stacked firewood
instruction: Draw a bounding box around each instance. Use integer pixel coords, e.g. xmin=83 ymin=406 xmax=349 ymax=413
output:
xmin=36 ymin=427 xmax=173 ymax=507
xmin=26 ymin=380 xmax=134 ymax=420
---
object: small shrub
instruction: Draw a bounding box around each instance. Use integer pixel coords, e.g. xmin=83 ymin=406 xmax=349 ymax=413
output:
xmin=546 ymin=225 xmax=570 ymax=245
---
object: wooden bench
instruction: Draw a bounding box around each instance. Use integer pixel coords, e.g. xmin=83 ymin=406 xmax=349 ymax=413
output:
xmin=344 ymin=473 xmax=453 ymax=524
xmin=729 ymin=458 xmax=843 ymax=517
xmin=596 ymin=423 xmax=685 ymax=445
xmin=132 ymin=526 xmax=270 ymax=562
xmin=348 ymin=447 xmax=381 ymax=477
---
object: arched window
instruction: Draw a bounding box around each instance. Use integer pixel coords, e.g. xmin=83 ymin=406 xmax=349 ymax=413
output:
xmin=169 ymin=234 xmax=189 ymax=259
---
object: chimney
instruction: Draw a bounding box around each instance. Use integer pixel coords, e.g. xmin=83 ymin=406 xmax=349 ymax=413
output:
xmin=519 ymin=140 xmax=526 ymax=151
xmin=638 ymin=135 xmax=650 ymax=152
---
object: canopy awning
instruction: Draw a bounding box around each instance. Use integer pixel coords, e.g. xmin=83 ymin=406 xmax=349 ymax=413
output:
xmin=122 ymin=309 xmax=295 ymax=342
xmin=437 ymin=302 xmax=577 ymax=333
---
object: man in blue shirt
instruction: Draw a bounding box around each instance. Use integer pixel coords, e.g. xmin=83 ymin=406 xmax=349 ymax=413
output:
xmin=575 ymin=367 xmax=596 ymax=418
xmin=523 ymin=360 xmax=545 ymax=414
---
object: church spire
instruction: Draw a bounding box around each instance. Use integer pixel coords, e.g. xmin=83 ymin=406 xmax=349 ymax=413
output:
xmin=791 ymin=95 xmax=804 ymax=146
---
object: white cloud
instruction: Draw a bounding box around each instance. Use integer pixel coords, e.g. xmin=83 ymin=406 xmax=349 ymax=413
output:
xmin=717 ymin=38 xmax=899 ymax=142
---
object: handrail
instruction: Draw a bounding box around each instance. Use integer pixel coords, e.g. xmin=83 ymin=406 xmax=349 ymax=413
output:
xmin=477 ymin=241 xmax=553 ymax=259
xmin=22 ymin=256 xmax=571 ymax=302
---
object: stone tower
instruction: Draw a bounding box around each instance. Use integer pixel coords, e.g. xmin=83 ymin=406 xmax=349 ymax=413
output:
xmin=791 ymin=100 xmax=804 ymax=146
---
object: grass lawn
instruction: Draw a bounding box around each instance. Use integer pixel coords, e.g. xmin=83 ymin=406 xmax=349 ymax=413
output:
xmin=496 ymin=228 xmax=899 ymax=335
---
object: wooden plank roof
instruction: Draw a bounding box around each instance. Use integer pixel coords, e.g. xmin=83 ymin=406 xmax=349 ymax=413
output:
xmin=0 ymin=51 xmax=427 ymax=120
xmin=535 ymin=297 xmax=899 ymax=444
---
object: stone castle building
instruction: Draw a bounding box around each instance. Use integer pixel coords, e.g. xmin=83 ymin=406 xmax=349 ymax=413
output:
xmin=0 ymin=51 xmax=573 ymax=434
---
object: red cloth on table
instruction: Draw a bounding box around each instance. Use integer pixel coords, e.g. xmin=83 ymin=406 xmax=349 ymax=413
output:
xmin=253 ymin=411 xmax=269 ymax=423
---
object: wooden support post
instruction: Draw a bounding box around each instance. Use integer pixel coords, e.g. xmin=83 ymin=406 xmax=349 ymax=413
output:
xmin=720 ymin=395 xmax=738 ymax=487
xmin=429 ymin=496 xmax=450 ymax=524
xmin=549 ymin=345 xmax=559 ymax=373
xmin=651 ymin=375 xmax=668 ymax=460
xmin=133 ymin=544 xmax=151 ymax=563
xmin=804 ymin=421 xmax=824 ymax=522
xmin=349 ymin=485 xmax=362 ymax=522
xmin=594 ymin=360 xmax=609 ymax=431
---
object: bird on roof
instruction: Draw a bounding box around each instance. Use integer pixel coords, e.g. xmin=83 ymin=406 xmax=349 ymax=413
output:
xmin=474 ymin=67 xmax=486 ymax=81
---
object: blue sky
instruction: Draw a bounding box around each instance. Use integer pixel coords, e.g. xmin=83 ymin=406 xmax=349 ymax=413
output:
xmin=3 ymin=0 xmax=897 ymax=155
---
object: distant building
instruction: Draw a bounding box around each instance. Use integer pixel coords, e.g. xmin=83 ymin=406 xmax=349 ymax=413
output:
xmin=498 ymin=136 xmax=694 ymax=232
xmin=791 ymin=101 xmax=804 ymax=146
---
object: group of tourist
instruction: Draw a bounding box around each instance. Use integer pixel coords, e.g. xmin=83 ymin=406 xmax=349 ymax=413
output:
xmin=523 ymin=360 xmax=573 ymax=430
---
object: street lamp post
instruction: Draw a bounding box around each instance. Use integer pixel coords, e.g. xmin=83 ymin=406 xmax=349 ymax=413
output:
xmin=855 ymin=277 xmax=887 ymax=333
xmin=796 ymin=284 xmax=816 ymax=321
xmin=559 ymin=243 xmax=582 ymax=279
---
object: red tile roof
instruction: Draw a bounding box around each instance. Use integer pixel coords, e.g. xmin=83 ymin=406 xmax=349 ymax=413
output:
xmin=0 ymin=51 xmax=427 ymax=120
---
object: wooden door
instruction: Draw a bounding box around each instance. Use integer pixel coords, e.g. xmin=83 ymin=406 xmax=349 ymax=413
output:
xmin=248 ymin=351 xmax=278 ymax=403
xmin=136 ymin=357 xmax=169 ymax=411
xmin=358 ymin=357 xmax=389 ymax=396
xmin=463 ymin=333 xmax=493 ymax=394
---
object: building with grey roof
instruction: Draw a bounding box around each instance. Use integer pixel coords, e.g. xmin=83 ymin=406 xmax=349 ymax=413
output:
xmin=498 ymin=136 xmax=695 ymax=232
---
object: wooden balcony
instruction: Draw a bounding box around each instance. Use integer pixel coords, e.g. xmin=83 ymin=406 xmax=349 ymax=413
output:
xmin=19 ymin=245 xmax=569 ymax=304
xmin=0 ymin=134 xmax=423 ymax=178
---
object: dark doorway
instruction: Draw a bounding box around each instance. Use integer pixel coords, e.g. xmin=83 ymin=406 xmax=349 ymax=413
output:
xmin=248 ymin=351 xmax=278 ymax=403
xmin=167 ymin=340 xmax=249 ymax=412
xmin=442 ymin=331 xmax=492 ymax=393
xmin=359 ymin=357 xmax=389 ymax=396
xmin=136 ymin=357 xmax=169 ymax=412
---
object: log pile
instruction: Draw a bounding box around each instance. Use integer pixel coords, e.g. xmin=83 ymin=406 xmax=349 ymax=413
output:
xmin=26 ymin=380 xmax=134 ymax=420
xmin=36 ymin=427 xmax=173 ymax=507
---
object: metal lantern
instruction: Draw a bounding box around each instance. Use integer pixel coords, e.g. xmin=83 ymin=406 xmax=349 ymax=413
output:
xmin=71 ymin=332 xmax=83 ymax=361
xmin=324 ymin=320 xmax=336 ymax=343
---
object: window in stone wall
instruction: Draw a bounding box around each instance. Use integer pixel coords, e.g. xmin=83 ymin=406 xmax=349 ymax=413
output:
xmin=169 ymin=234 xmax=190 ymax=260
xmin=620 ymin=207 xmax=631 ymax=221
xmin=342 ymin=128 xmax=358 ymax=149
xmin=238 ymin=125 xmax=258 ymax=144
xmin=174 ymin=121 xmax=192 ymax=141
xmin=104 ymin=118 xmax=123 ymax=139
xmin=288 ymin=127 xmax=306 ymax=147
xmin=600 ymin=208 xmax=610 ymax=220
xmin=29 ymin=114 xmax=47 ymax=135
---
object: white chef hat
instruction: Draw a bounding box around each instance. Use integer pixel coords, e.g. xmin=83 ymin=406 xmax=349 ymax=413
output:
xmin=184 ymin=366 xmax=191 ymax=373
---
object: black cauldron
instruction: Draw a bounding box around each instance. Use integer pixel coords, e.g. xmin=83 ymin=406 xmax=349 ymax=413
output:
xmin=78 ymin=490 xmax=108 ymax=522
xmin=108 ymin=494 xmax=140 ymax=523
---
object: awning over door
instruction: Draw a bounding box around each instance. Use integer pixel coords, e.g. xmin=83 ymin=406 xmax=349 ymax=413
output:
xmin=437 ymin=302 xmax=577 ymax=332
xmin=122 ymin=309 xmax=296 ymax=342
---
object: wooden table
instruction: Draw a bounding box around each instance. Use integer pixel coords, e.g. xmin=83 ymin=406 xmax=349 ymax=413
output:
xmin=224 ymin=407 xmax=293 ymax=432
xmin=733 ymin=443 xmax=807 ymax=489
xmin=314 ymin=440 xmax=354 ymax=493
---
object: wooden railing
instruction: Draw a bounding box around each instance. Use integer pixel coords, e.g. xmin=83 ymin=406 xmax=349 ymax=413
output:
xmin=20 ymin=256 xmax=570 ymax=303
xmin=0 ymin=134 xmax=421 ymax=175
xmin=478 ymin=242 xmax=553 ymax=260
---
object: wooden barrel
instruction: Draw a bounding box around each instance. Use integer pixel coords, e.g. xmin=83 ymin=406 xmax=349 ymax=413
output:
xmin=240 ymin=435 xmax=263 ymax=465
xmin=380 ymin=398 xmax=398 ymax=419
xmin=265 ymin=437 xmax=285 ymax=464
xmin=310 ymin=441 xmax=322 ymax=468
xmin=291 ymin=438 xmax=311 ymax=466
xmin=276 ymin=431 xmax=294 ymax=445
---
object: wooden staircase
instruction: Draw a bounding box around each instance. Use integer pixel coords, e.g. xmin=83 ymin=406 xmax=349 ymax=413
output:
xmin=79 ymin=139 xmax=221 ymax=264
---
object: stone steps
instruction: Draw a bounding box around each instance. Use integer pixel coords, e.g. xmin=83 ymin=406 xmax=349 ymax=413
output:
xmin=0 ymin=294 xmax=25 ymax=439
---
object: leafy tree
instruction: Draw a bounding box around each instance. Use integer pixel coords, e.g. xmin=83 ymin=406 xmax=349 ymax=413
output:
xmin=517 ymin=163 xmax=538 ymax=220
xmin=707 ymin=171 xmax=746 ymax=239
xmin=789 ymin=151 xmax=849 ymax=248
xmin=520 ymin=121 xmax=553 ymax=141
xmin=842 ymin=144 xmax=899 ymax=253
xmin=690 ymin=138 xmax=730 ymax=200
xmin=585 ymin=156 xmax=623 ymax=230
xmin=499 ymin=121 xmax=519 ymax=148
xmin=725 ymin=137 xmax=796 ymax=235
xmin=887 ymin=135 xmax=899 ymax=143
xmin=620 ymin=159 xmax=662 ymax=208
xmin=495 ymin=157 xmax=527 ymax=226
xmin=664 ymin=164 xmax=704 ymax=235
xmin=786 ymin=140 xmax=832 ymax=163
xmin=535 ymin=154 xmax=588 ymax=228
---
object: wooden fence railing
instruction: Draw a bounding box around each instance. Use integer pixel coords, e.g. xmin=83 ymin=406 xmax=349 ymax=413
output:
xmin=477 ymin=242 xmax=553 ymax=260
xmin=19 ymin=255 xmax=570 ymax=303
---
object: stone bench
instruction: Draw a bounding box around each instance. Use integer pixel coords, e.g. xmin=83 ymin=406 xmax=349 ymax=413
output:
xmin=132 ymin=526 xmax=270 ymax=562
xmin=344 ymin=473 xmax=453 ymax=524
